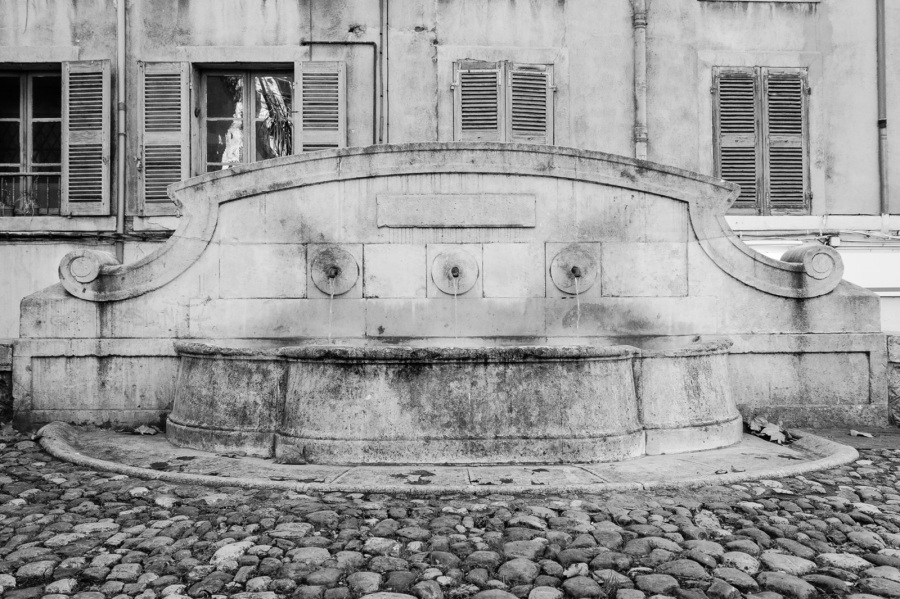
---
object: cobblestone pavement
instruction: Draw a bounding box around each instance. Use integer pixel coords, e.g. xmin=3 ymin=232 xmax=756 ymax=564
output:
xmin=3 ymin=429 xmax=900 ymax=599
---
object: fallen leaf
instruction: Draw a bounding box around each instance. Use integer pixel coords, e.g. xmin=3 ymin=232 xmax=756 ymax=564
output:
xmin=850 ymin=429 xmax=874 ymax=438
xmin=761 ymin=423 xmax=787 ymax=444
xmin=749 ymin=416 xmax=767 ymax=433
xmin=134 ymin=425 xmax=157 ymax=435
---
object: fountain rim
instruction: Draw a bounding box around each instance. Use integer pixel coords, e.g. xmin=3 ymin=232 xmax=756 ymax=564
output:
xmin=173 ymin=338 xmax=733 ymax=363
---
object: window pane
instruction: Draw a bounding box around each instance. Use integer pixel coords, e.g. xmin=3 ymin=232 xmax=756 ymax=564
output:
xmin=0 ymin=76 xmax=19 ymax=118
xmin=254 ymin=74 xmax=293 ymax=159
xmin=32 ymin=121 xmax=61 ymax=163
xmin=207 ymin=75 xmax=244 ymax=118
xmin=0 ymin=121 xmax=20 ymax=164
xmin=206 ymin=120 xmax=243 ymax=166
xmin=32 ymin=75 xmax=62 ymax=118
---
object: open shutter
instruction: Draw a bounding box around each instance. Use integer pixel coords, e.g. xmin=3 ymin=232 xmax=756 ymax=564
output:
xmin=62 ymin=60 xmax=110 ymax=216
xmin=507 ymin=63 xmax=553 ymax=144
xmin=139 ymin=62 xmax=189 ymax=215
xmin=713 ymin=67 xmax=760 ymax=211
xmin=763 ymin=68 xmax=809 ymax=212
xmin=454 ymin=61 xmax=502 ymax=142
xmin=294 ymin=61 xmax=346 ymax=152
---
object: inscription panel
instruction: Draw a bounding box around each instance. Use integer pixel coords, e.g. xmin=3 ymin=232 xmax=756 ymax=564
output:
xmin=377 ymin=194 xmax=536 ymax=228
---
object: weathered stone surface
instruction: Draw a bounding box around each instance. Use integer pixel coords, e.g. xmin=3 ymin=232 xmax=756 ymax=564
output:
xmin=636 ymin=574 xmax=679 ymax=595
xmin=760 ymin=553 xmax=818 ymax=576
xmin=498 ymin=559 xmax=541 ymax=584
xmin=561 ymin=576 xmax=603 ymax=598
xmin=757 ymin=572 xmax=818 ymax=599
xmin=816 ymin=554 xmax=873 ymax=573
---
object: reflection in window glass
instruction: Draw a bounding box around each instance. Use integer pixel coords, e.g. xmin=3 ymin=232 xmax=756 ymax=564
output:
xmin=204 ymin=71 xmax=292 ymax=171
xmin=254 ymin=74 xmax=293 ymax=160
xmin=205 ymin=75 xmax=244 ymax=170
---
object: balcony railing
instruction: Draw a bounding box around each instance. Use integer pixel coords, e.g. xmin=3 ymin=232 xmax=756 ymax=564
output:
xmin=0 ymin=172 xmax=62 ymax=216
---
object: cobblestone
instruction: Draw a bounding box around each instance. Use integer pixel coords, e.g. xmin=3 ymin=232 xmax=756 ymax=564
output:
xmin=3 ymin=430 xmax=900 ymax=599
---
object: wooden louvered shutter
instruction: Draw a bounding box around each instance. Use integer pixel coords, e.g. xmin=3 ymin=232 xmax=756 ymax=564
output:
xmin=506 ymin=63 xmax=553 ymax=144
xmin=294 ymin=61 xmax=346 ymax=152
xmin=454 ymin=62 xmax=502 ymax=142
xmin=713 ymin=67 xmax=760 ymax=211
xmin=139 ymin=62 xmax=189 ymax=215
xmin=763 ymin=68 xmax=809 ymax=212
xmin=62 ymin=60 xmax=110 ymax=216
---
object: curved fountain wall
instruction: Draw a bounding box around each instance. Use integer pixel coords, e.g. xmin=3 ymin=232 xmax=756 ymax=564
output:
xmin=166 ymin=339 xmax=741 ymax=464
xmin=13 ymin=143 xmax=887 ymax=449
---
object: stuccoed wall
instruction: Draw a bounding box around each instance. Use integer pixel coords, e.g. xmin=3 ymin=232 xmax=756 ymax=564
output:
xmin=0 ymin=0 xmax=885 ymax=214
xmin=12 ymin=144 xmax=888 ymax=429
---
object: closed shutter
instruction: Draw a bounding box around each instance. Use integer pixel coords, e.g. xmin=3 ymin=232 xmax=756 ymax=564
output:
xmin=763 ymin=68 xmax=808 ymax=212
xmin=454 ymin=61 xmax=502 ymax=142
xmin=507 ymin=63 xmax=553 ymax=144
xmin=294 ymin=61 xmax=346 ymax=152
xmin=62 ymin=60 xmax=110 ymax=216
xmin=139 ymin=62 xmax=189 ymax=215
xmin=713 ymin=68 xmax=759 ymax=211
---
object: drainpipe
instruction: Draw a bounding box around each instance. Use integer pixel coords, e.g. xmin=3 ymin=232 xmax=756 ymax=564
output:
xmin=633 ymin=0 xmax=649 ymax=161
xmin=115 ymin=0 xmax=126 ymax=262
xmin=877 ymin=0 xmax=890 ymax=225
xmin=378 ymin=0 xmax=384 ymax=143
xmin=383 ymin=0 xmax=390 ymax=143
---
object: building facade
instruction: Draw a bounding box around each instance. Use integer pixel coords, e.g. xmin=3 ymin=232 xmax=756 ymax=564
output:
xmin=1 ymin=0 xmax=899 ymax=344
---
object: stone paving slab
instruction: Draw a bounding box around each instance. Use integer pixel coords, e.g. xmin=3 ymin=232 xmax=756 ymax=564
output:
xmin=36 ymin=423 xmax=858 ymax=494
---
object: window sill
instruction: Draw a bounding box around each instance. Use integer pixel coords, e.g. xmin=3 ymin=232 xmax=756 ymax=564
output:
xmin=698 ymin=1 xmax=820 ymax=3
xmin=726 ymin=215 xmax=898 ymax=232
xmin=0 ymin=216 xmax=116 ymax=233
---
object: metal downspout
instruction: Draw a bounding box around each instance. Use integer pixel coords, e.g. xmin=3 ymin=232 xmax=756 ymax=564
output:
xmin=877 ymin=0 xmax=890 ymax=221
xmin=633 ymin=0 xmax=648 ymax=161
xmin=115 ymin=0 xmax=126 ymax=261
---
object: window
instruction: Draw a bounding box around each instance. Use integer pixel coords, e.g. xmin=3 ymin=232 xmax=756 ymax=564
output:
xmin=0 ymin=71 xmax=62 ymax=216
xmin=453 ymin=61 xmax=554 ymax=144
xmin=201 ymin=70 xmax=295 ymax=172
xmin=713 ymin=67 xmax=810 ymax=214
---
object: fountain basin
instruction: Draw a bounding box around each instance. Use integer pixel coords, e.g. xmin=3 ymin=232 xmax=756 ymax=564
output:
xmin=166 ymin=339 xmax=742 ymax=464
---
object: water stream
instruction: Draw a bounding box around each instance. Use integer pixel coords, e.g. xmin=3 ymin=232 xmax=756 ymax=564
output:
xmin=328 ymin=278 xmax=335 ymax=343
xmin=574 ymin=276 xmax=581 ymax=330
xmin=452 ymin=276 xmax=460 ymax=339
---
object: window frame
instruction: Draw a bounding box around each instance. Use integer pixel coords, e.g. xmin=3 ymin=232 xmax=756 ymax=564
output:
xmin=713 ymin=65 xmax=811 ymax=216
xmin=199 ymin=68 xmax=295 ymax=173
xmin=0 ymin=69 xmax=63 ymax=217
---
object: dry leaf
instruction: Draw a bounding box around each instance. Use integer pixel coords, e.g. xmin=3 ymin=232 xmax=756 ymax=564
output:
xmin=761 ymin=423 xmax=787 ymax=444
xmin=134 ymin=424 xmax=157 ymax=435
xmin=850 ymin=429 xmax=874 ymax=438
xmin=749 ymin=416 xmax=767 ymax=433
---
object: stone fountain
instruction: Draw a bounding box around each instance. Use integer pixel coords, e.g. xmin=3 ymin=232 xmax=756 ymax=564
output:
xmin=13 ymin=144 xmax=887 ymax=466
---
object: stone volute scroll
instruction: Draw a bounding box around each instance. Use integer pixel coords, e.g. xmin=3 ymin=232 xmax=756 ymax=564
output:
xmin=59 ymin=249 xmax=121 ymax=293
xmin=550 ymin=244 xmax=598 ymax=294
xmin=780 ymin=244 xmax=843 ymax=282
xmin=310 ymin=246 xmax=359 ymax=296
xmin=432 ymin=248 xmax=479 ymax=295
